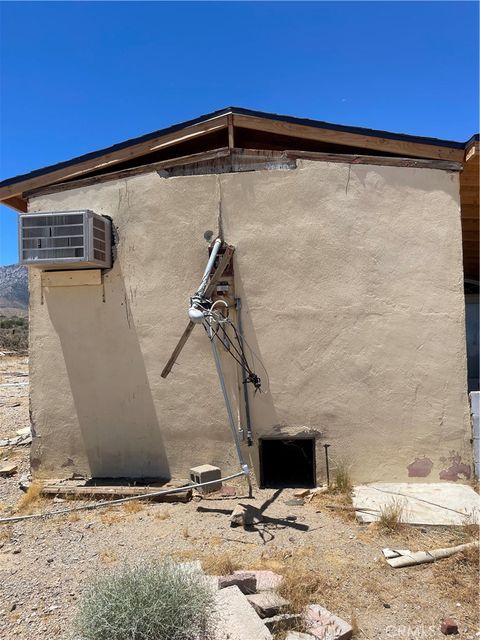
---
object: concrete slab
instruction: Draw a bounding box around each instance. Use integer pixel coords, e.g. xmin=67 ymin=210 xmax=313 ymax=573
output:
xmin=246 ymin=592 xmax=289 ymax=618
xmin=235 ymin=569 xmax=283 ymax=591
xmin=352 ymin=483 xmax=480 ymax=526
xmin=214 ymin=585 xmax=272 ymax=640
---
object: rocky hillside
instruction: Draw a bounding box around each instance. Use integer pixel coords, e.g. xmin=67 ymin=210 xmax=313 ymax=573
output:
xmin=0 ymin=264 xmax=28 ymax=313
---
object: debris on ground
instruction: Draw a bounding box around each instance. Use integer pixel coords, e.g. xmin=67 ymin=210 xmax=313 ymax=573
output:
xmin=383 ymin=541 xmax=479 ymax=568
xmin=304 ymin=604 xmax=353 ymax=640
xmin=234 ymin=570 xmax=283 ymax=591
xmin=0 ymin=463 xmax=17 ymax=477
xmin=246 ymin=592 xmax=289 ymax=618
xmin=39 ymin=479 xmax=192 ymax=503
xmin=230 ymin=503 xmax=263 ymax=527
xmin=218 ymin=572 xmax=257 ymax=594
xmin=441 ymin=618 xmax=459 ymax=635
xmin=215 ymin=585 xmax=272 ymax=640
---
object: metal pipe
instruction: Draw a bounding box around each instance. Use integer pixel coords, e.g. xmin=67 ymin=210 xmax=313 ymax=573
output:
xmin=0 ymin=471 xmax=247 ymax=525
xmin=323 ymin=443 xmax=331 ymax=487
xmin=196 ymin=237 xmax=222 ymax=298
xmin=188 ymin=237 xmax=223 ymax=323
xmin=235 ymin=297 xmax=253 ymax=446
xmin=206 ymin=317 xmax=249 ymax=476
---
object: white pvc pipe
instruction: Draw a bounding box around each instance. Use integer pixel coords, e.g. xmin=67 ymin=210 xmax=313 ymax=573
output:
xmin=188 ymin=237 xmax=223 ymax=323
xmin=0 ymin=470 xmax=247 ymax=525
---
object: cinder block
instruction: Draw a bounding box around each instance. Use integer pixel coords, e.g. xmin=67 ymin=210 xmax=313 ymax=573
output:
xmin=190 ymin=464 xmax=222 ymax=493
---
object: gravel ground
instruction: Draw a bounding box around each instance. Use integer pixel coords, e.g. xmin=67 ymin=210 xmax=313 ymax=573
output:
xmin=0 ymin=354 xmax=479 ymax=640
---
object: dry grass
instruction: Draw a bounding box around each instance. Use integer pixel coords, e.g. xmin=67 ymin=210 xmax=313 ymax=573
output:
xmin=123 ymin=500 xmax=144 ymax=514
xmin=99 ymin=509 xmax=125 ymax=526
xmin=99 ymin=550 xmax=118 ymax=565
xmin=153 ymin=509 xmax=170 ymax=521
xmin=332 ymin=459 xmax=352 ymax=494
xmin=377 ymin=498 xmax=405 ymax=532
xmin=0 ymin=524 xmax=13 ymax=542
xmin=277 ymin=562 xmax=331 ymax=614
xmin=16 ymin=481 xmax=44 ymax=514
xmin=200 ymin=553 xmax=241 ymax=576
xmin=432 ymin=544 xmax=479 ymax=609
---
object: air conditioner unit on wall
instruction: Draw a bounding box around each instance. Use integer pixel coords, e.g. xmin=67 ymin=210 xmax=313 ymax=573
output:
xmin=19 ymin=210 xmax=112 ymax=270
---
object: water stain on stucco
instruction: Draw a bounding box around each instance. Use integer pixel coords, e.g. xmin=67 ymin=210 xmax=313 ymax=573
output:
xmin=439 ymin=451 xmax=471 ymax=481
xmin=407 ymin=456 xmax=433 ymax=477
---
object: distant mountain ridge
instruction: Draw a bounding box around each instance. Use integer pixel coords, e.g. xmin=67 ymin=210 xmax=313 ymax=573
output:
xmin=0 ymin=264 xmax=28 ymax=312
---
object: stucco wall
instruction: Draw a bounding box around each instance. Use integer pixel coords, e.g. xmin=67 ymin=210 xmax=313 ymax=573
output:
xmin=27 ymin=160 xmax=472 ymax=484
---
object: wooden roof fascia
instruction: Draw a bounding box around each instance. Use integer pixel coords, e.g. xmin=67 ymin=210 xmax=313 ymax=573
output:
xmin=24 ymin=147 xmax=232 ymax=198
xmin=24 ymin=147 xmax=464 ymax=201
xmin=232 ymin=113 xmax=465 ymax=162
xmin=0 ymin=115 xmax=228 ymax=202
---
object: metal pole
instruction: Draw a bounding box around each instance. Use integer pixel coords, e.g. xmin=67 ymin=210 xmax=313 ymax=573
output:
xmin=206 ymin=317 xmax=249 ymax=476
xmin=235 ymin=298 xmax=253 ymax=446
xmin=323 ymin=443 xmax=331 ymax=487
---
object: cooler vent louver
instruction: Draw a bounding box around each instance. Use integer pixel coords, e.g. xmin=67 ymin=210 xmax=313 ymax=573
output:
xmin=19 ymin=210 xmax=112 ymax=269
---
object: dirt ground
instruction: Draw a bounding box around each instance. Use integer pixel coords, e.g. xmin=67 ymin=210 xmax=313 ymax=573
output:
xmin=0 ymin=354 xmax=479 ymax=640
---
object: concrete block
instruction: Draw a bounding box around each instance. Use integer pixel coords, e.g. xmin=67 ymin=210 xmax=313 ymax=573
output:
xmin=286 ymin=634 xmax=316 ymax=640
xmin=0 ymin=464 xmax=17 ymax=477
xmin=218 ymin=572 xmax=257 ymax=594
xmin=305 ymin=605 xmax=352 ymax=640
xmin=235 ymin=569 xmax=283 ymax=591
xmin=246 ymin=592 xmax=289 ymax=618
xmin=190 ymin=464 xmax=222 ymax=494
xmin=264 ymin=613 xmax=303 ymax=631
xmin=214 ymin=585 xmax=272 ymax=640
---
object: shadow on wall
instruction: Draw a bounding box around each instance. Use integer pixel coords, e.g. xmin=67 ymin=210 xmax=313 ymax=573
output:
xmin=46 ymin=262 xmax=170 ymax=479
xmin=233 ymin=260 xmax=325 ymax=486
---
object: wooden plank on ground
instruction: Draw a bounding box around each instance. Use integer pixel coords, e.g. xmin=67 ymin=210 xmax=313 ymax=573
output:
xmin=41 ymin=483 xmax=192 ymax=503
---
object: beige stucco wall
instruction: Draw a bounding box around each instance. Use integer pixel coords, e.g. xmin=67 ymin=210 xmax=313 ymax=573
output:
xmin=27 ymin=160 xmax=472 ymax=484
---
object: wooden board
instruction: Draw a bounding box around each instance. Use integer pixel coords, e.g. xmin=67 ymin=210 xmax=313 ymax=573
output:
xmin=233 ymin=114 xmax=465 ymax=162
xmin=0 ymin=115 xmax=228 ymax=201
xmin=41 ymin=270 xmax=102 ymax=287
xmin=41 ymin=483 xmax=192 ymax=503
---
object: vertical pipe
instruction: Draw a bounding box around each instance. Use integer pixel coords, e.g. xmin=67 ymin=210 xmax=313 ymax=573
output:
xmin=206 ymin=317 xmax=249 ymax=476
xmin=324 ymin=443 xmax=331 ymax=487
xmin=235 ymin=298 xmax=253 ymax=446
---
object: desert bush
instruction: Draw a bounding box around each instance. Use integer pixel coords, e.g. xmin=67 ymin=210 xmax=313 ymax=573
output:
xmin=333 ymin=459 xmax=352 ymax=494
xmin=0 ymin=315 xmax=28 ymax=352
xmin=73 ymin=559 xmax=216 ymax=640
xmin=378 ymin=498 xmax=405 ymax=531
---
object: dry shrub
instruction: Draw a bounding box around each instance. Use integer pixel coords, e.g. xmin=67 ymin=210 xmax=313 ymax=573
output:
xmin=200 ymin=553 xmax=241 ymax=576
xmin=16 ymin=481 xmax=43 ymax=514
xmin=100 ymin=509 xmax=124 ymax=525
xmin=154 ymin=509 xmax=170 ymax=521
xmin=333 ymin=459 xmax=352 ymax=494
xmin=123 ymin=500 xmax=144 ymax=514
xmin=378 ymin=498 xmax=405 ymax=532
xmin=0 ymin=524 xmax=13 ymax=542
xmin=68 ymin=511 xmax=81 ymax=523
xmin=99 ymin=550 xmax=118 ymax=565
xmin=277 ymin=562 xmax=331 ymax=614
xmin=73 ymin=560 xmax=216 ymax=640
xmin=432 ymin=544 xmax=479 ymax=609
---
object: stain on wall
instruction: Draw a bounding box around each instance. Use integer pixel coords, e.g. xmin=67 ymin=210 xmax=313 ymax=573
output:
xmin=407 ymin=456 xmax=433 ymax=477
xmin=439 ymin=451 xmax=471 ymax=481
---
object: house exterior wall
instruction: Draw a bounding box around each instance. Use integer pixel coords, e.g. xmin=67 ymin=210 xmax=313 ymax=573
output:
xmin=27 ymin=160 xmax=472 ymax=484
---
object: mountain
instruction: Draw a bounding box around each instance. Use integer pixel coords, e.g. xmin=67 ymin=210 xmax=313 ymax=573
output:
xmin=0 ymin=264 xmax=28 ymax=314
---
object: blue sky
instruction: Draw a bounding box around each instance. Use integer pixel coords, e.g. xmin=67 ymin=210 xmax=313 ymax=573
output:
xmin=0 ymin=1 xmax=478 ymax=265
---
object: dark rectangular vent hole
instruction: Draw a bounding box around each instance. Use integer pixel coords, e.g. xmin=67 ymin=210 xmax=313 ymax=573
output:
xmin=259 ymin=437 xmax=316 ymax=489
